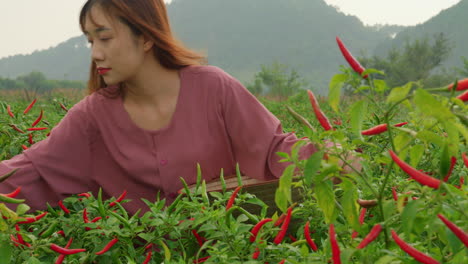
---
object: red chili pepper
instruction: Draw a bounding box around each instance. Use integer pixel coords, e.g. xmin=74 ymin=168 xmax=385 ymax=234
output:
xmin=17 ymin=211 xmax=47 ymax=224
xmin=361 ymin=122 xmax=408 ymax=136
xmin=10 ymin=124 xmax=25 ymax=134
xmin=448 ymin=78 xmax=468 ymax=91
xmin=23 ymin=99 xmax=37 ymax=114
xmin=83 ymin=208 xmax=89 ymax=223
xmin=329 ymin=224 xmax=341 ymax=264
xmin=7 ymin=105 xmax=14 ymax=118
xmin=392 ymin=187 xmax=398 ymax=201
xmin=462 ymin=152 xmax=468 ymax=168
xmin=437 ymin=214 xmax=468 ymax=247
xmin=457 ymin=90 xmax=468 ymax=102
xmin=336 ymin=36 xmax=368 ymax=78
xmin=307 ymin=90 xmax=333 ymax=131
xmin=27 ymin=127 xmax=48 ymax=131
xmin=192 ymin=230 xmax=205 ymax=247
xmin=226 ymin=186 xmax=242 ymax=210
xmin=279 ymin=260 xmax=286 ymax=264
xmin=274 ymin=213 xmax=286 ymax=227
xmin=357 ymin=224 xmax=382 ymax=249
xmin=91 ymin=216 xmax=102 ymax=223
xmin=389 ymin=150 xmax=441 ymax=189
xmin=304 ymin=221 xmax=318 ymax=251
xmin=78 ymin=192 xmax=91 ymax=198
xmin=58 ymin=200 xmax=70 ymax=214
xmin=193 ymin=256 xmax=211 ymax=263
xmin=252 ymin=247 xmax=260 ymax=259
xmin=391 ymin=230 xmax=439 ymax=264
xmin=55 ymin=237 xmax=73 ymax=264
xmin=1 ymin=186 xmax=21 ymax=198
xmin=250 ymin=218 xmax=273 ymax=242
xmin=21 ymin=145 xmax=28 ymax=150
xmin=15 ymin=225 xmax=26 ymax=245
xmin=59 ymin=102 xmax=69 ymax=112
xmin=109 ymin=190 xmax=127 ymax=207
xmin=142 ymin=250 xmax=152 ymax=264
xmin=351 ymin=208 xmax=367 ymax=239
xmin=96 ymin=238 xmax=119 ymax=255
xmin=50 ymin=243 xmax=86 ymax=255
xmin=394 ymin=122 xmax=408 ymax=127
xmin=56 ymin=230 xmax=66 ymax=237
xmin=273 ymin=207 xmax=292 ymax=244
xmin=442 ymin=156 xmax=457 ymax=182
xmin=28 ymin=133 xmax=34 ymax=144
xmin=31 ymin=109 xmax=43 ymax=127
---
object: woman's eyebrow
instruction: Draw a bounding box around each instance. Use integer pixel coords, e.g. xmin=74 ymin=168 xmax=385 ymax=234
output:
xmin=84 ymin=27 xmax=111 ymax=36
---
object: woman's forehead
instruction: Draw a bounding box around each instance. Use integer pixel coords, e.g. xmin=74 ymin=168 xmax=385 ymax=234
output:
xmin=83 ymin=5 xmax=116 ymax=35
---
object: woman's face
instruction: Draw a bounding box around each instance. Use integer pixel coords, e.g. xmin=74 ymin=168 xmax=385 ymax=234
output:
xmin=83 ymin=5 xmax=148 ymax=86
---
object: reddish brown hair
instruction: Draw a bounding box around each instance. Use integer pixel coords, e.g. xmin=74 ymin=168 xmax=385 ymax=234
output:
xmin=79 ymin=0 xmax=207 ymax=97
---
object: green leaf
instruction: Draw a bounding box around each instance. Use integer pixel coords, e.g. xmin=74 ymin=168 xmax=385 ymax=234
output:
xmin=401 ymin=199 xmax=422 ymax=237
xmin=0 ymin=237 xmax=12 ymax=263
xmin=340 ymin=179 xmax=359 ymax=230
xmin=409 ymin=144 xmax=425 ymax=167
xmin=416 ymin=131 xmax=444 ymax=147
xmin=15 ymin=204 xmax=30 ymax=215
xmin=373 ymin=79 xmax=389 ymax=93
xmin=303 ymin=150 xmax=324 ymax=187
xmin=414 ymin=88 xmax=455 ymax=123
xmin=443 ymin=121 xmax=460 ymax=156
xmin=348 ymin=100 xmax=367 ymax=138
xmin=439 ymin=141 xmax=451 ymax=177
xmin=386 ymin=82 xmax=413 ymax=104
xmin=275 ymin=164 xmax=295 ymax=213
xmin=315 ymin=181 xmax=336 ymax=224
xmin=393 ymin=133 xmax=412 ymax=153
xmin=328 ymin=74 xmax=346 ymax=113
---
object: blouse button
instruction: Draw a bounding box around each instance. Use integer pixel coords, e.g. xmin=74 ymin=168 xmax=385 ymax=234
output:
xmin=160 ymin=159 xmax=168 ymax=166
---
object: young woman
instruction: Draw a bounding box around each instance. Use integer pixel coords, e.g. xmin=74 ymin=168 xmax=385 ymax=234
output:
xmin=0 ymin=0 xmax=334 ymax=215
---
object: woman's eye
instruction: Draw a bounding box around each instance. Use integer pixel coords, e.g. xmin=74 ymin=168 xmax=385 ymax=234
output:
xmin=100 ymin=38 xmax=111 ymax=41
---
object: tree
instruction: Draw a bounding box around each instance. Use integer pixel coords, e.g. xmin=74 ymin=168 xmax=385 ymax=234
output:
xmin=16 ymin=71 xmax=51 ymax=101
xmin=360 ymin=33 xmax=453 ymax=87
xmin=246 ymin=61 xmax=307 ymax=100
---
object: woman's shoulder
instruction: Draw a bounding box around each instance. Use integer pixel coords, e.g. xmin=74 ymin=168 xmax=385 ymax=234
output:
xmin=184 ymin=65 xmax=236 ymax=82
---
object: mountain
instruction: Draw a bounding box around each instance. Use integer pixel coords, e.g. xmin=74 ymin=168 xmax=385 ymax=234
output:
xmin=0 ymin=0 xmax=410 ymax=92
xmin=373 ymin=0 xmax=468 ymax=70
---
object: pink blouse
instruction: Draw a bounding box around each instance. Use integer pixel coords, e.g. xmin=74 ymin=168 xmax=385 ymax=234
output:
xmin=0 ymin=65 xmax=317 ymax=215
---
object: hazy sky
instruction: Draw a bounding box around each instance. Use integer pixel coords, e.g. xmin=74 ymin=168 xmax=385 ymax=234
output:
xmin=0 ymin=0 xmax=461 ymax=59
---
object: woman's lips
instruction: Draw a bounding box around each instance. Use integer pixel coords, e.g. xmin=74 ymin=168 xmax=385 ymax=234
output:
xmin=97 ymin=68 xmax=111 ymax=75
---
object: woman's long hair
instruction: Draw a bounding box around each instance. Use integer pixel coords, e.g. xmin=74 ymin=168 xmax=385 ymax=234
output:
xmin=79 ymin=0 xmax=207 ymax=97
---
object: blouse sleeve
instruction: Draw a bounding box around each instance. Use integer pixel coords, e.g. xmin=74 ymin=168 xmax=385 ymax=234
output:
xmin=0 ymin=99 xmax=93 ymax=212
xmin=219 ymin=71 xmax=317 ymax=180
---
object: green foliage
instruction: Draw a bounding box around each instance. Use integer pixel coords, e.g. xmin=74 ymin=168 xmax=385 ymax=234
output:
xmin=361 ymin=33 xmax=453 ymax=87
xmin=246 ymin=61 xmax=307 ymax=98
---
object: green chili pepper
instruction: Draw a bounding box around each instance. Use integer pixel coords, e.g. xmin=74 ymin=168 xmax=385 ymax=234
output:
xmin=97 ymin=188 xmax=107 ymax=218
xmin=109 ymin=211 xmax=131 ymax=230
xmin=0 ymin=168 xmax=19 ymax=183
xmin=219 ymin=168 xmax=226 ymax=193
xmin=179 ymin=177 xmax=193 ymax=201
xmin=196 ymin=163 xmax=202 ymax=193
xmin=41 ymin=222 xmax=58 ymax=237
xmin=167 ymin=193 xmax=183 ymax=214
xmin=0 ymin=194 xmax=25 ymax=204
xmin=114 ymin=201 xmax=129 ymax=220
xmin=235 ymin=163 xmax=242 ymax=186
xmin=201 ymin=180 xmax=210 ymax=206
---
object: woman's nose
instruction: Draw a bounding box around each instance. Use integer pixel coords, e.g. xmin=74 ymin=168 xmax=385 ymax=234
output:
xmin=91 ymin=44 xmax=104 ymax=62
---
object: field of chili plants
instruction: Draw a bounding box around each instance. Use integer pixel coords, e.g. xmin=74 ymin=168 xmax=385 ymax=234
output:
xmin=0 ymin=37 xmax=467 ymax=263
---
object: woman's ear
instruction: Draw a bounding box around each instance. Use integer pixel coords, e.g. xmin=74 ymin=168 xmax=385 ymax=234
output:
xmin=143 ymin=36 xmax=154 ymax=52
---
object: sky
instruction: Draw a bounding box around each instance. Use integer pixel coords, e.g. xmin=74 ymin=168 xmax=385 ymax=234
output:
xmin=0 ymin=0 xmax=462 ymax=59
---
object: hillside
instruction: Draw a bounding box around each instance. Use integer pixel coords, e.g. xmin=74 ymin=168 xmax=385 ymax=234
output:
xmin=373 ymin=0 xmax=468 ymax=70
xmin=0 ymin=0 xmax=408 ymax=93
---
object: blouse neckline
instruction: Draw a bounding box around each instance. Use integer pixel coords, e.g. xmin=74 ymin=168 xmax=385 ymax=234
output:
xmin=117 ymin=66 xmax=189 ymax=135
